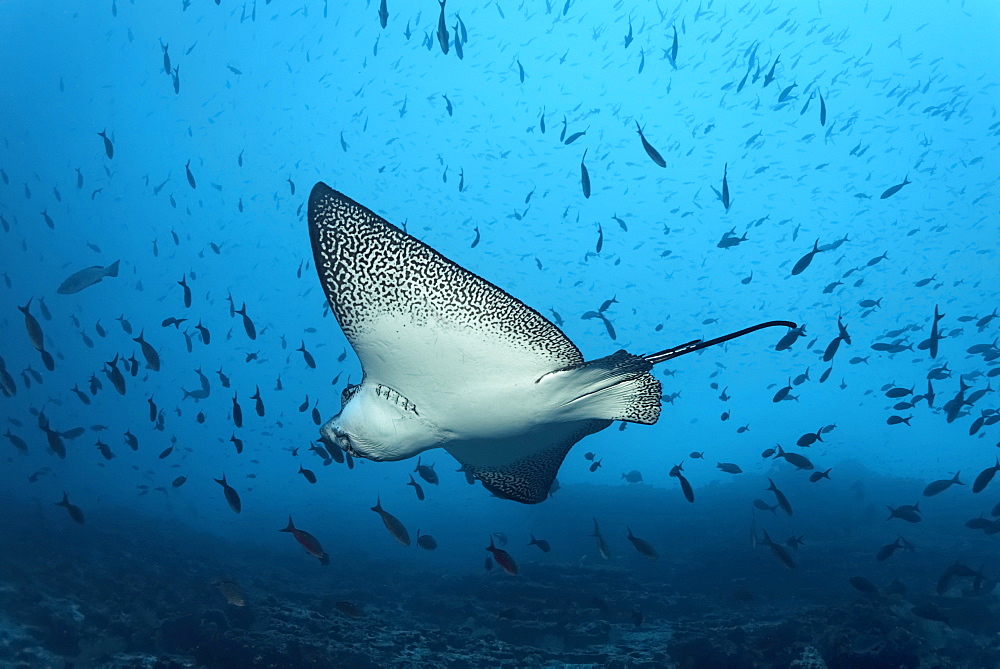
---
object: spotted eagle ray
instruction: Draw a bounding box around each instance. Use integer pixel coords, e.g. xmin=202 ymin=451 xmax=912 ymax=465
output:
xmin=308 ymin=183 xmax=794 ymax=504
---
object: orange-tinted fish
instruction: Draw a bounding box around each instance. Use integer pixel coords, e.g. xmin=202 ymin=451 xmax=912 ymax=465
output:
xmin=371 ymin=496 xmax=410 ymax=546
xmin=214 ymin=580 xmax=246 ymax=606
xmin=486 ymin=536 xmax=518 ymax=575
xmin=279 ymin=516 xmax=329 ymax=565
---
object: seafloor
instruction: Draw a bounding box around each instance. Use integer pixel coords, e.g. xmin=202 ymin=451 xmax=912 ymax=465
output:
xmin=2 ymin=482 xmax=999 ymax=669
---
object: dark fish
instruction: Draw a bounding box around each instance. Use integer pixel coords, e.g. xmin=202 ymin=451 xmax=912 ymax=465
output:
xmin=836 ymin=314 xmax=851 ymax=345
xmin=808 ymin=468 xmax=832 ymax=482
xmin=232 ymin=393 xmax=243 ymax=427
xmin=580 ymin=149 xmax=591 ymax=198
xmin=721 ymin=163 xmax=731 ymax=210
xmin=106 ymin=354 xmax=126 ymax=395
xmin=796 ymin=430 xmax=820 ymax=447
xmin=178 ymin=276 xmax=192 ymax=307
xmin=626 ymin=527 xmax=658 ymax=558
xmin=97 ymin=440 xmax=115 ymax=460
xmin=621 ymin=470 xmax=643 ymax=483
xmin=297 ymin=341 xmax=316 ymax=368
xmin=775 ymin=444 xmax=813 ymax=470
xmin=887 ymin=503 xmax=921 ymax=523
xmin=471 ymin=226 xmax=480 ymax=248
xmin=592 ymin=518 xmax=611 ymax=559
xmin=372 ymin=496 xmax=410 ymax=545
xmin=759 ymin=530 xmax=794 ymax=569
xmin=172 ymin=476 xmax=187 ymax=488
xmin=777 ymin=82 xmax=797 ymax=102
xmin=416 ymin=530 xmax=438 ymax=550
xmin=215 ymin=474 xmax=241 ymax=513
xmin=60 ymin=427 xmax=86 ymax=440
xmin=791 ymin=239 xmax=822 ymax=276
xmin=56 ymin=492 xmax=85 ymax=524
xmin=717 ymin=462 xmax=742 ymax=474
xmin=41 ymin=421 xmax=66 ymax=458
xmin=763 ymin=55 xmax=780 ymax=87
xmin=298 ymin=465 xmax=317 ymax=484
xmin=39 ymin=349 xmax=55 ymax=372
xmin=230 ymin=434 xmax=243 ymax=454
xmin=97 ymin=129 xmax=114 ymax=159
xmin=972 ymin=459 xmax=1000 ymax=494
xmin=414 ymin=456 xmax=438 ymax=484
xmin=670 ymin=463 xmax=695 ymax=502
xmin=849 ymin=576 xmax=879 ymax=595
xmin=922 ymin=471 xmax=962 ymax=497
xmin=774 ymin=323 xmax=806 ymax=352
xmin=564 ymin=128 xmax=587 ymax=145
xmin=635 ymin=122 xmax=666 ymax=167
xmin=407 ymin=474 xmax=425 ymax=500
xmin=753 ymin=499 xmax=778 ymax=513
xmin=18 ymin=299 xmax=44 ymax=351
xmin=767 ymin=478 xmax=792 ymax=515
xmin=185 ymin=160 xmax=196 ymax=189
xmin=818 ymin=91 xmax=827 ymax=125
xmin=880 ymin=175 xmax=911 ymax=199
xmin=876 ymin=538 xmax=902 ymax=562
xmin=772 ymin=377 xmax=793 ymax=402
xmin=160 ymin=40 xmax=170 ymax=74
xmin=436 ymin=0 xmax=449 ymax=54
xmin=823 ymin=336 xmax=842 ymax=362
xmin=195 ymin=320 xmax=210 ymax=344
xmin=668 ymin=25 xmax=678 ymax=67
xmin=280 ymin=516 xmax=329 ymax=565
xmin=123 ymin=430 xmax=138 ymax=451
xmin=528 ymin=534 xmax=551 ymax=552
xmin=236 ymin=303 xmax=257 ymax=339
xmin=928 ymin=305 xmax=944 ymax=359
xmin=251 ymin=385 xmax=264 ymax=416
xmin=486 ymin=536 xmax=518 ymax=574
xmin=4 ymin=429 xmax=29 ymax=454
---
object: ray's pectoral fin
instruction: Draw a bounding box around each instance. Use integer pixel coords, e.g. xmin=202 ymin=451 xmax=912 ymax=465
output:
xmin=447 ymin=420 xmax=609 ymax=505
xmin=539 ymin=350 xmax=661 ymax=425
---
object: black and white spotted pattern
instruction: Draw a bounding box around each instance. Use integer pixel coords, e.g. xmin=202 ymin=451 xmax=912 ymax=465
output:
xmin=307 ymin=182 xmax=582 ymax=370
xmin=462 ymin=419 xmax=611 ymax=504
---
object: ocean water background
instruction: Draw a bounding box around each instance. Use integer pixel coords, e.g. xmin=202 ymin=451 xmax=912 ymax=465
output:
xmin=1 ymin=0 xmax=999 ymax=665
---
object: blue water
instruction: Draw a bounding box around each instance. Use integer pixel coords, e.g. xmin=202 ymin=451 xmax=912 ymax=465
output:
xmin=2 ymin=0 xmax=999 ymax=666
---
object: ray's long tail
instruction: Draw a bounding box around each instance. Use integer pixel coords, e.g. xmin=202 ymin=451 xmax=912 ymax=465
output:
xmin=643 ymin=320 xmax=797 ymax=365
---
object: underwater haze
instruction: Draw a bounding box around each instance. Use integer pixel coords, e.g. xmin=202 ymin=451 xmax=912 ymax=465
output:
xmin=2 ymin=0 xmax=1000 ymax=666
